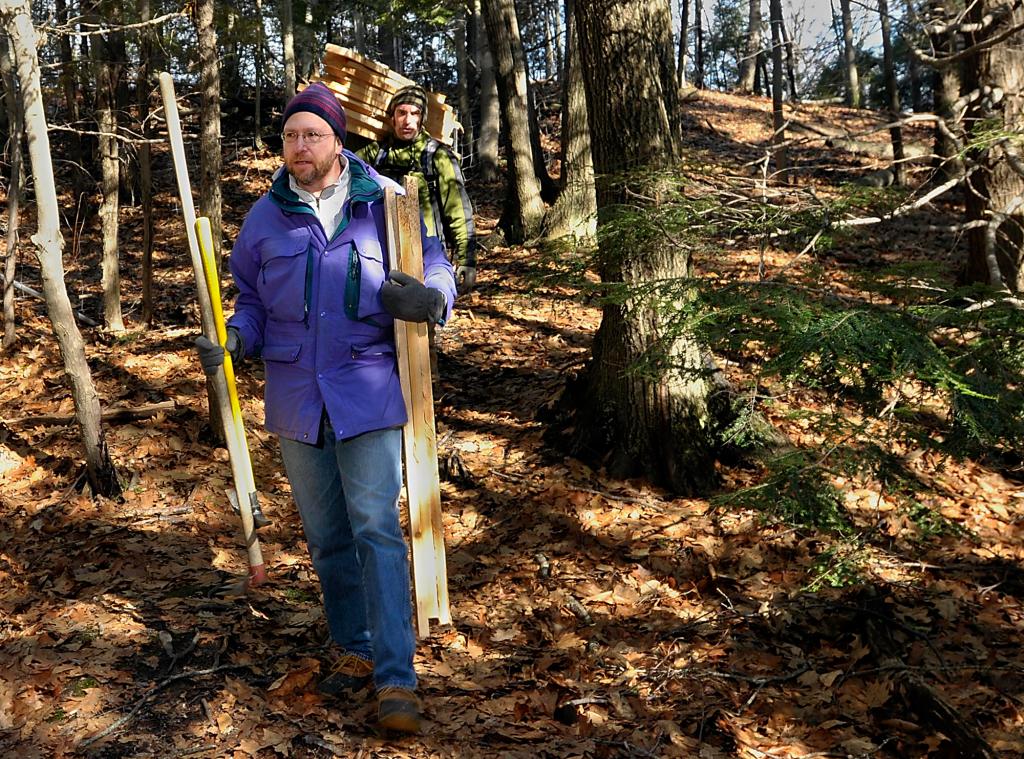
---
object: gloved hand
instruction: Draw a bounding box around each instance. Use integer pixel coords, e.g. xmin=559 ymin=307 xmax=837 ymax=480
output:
xmin=381 ymin=270 xmax=446 ymax=324
xmin=456 ymin=265 xmax=476 ymax=294
xmin=194 ymin=328 xmax=243 ymax=376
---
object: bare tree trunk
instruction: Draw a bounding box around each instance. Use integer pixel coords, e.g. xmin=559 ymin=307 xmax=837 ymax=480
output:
xmin=904 ymin=0 xmax=924 ymax=112
xmin=53 ymin=0 xmax=83 ymax=193
xmin=769 ymin=0 xmax=788 ymax=179
xmin=456 ymin=13 xmax=473 ymax=163
xmin=964 ymin=0 xmax=1024 ymax=290
xmin=543 ymin=0 xmax=597 ymax=242
xmin=1 ymin=0 xmax=120 ymax=496
xmin=879 ymin=0 xmax=905 ymax=186
xmin=678 ymin=0 xmax=689 ymax=87
xmin=254 ymin=0 xmax=266 ymax=149
xmin=737 ymin=0 xmax=761 ymax=92
xmin=138 ymin=0 xmax=155 ymax=324
xmin=93 ymin=1 xmax=125 ymax=332
xmin=481 ymin=0 xmax=546 ymax=241
xmin=476 ymin=0 xmax=501 ymax=182
xmin=839 ymin=0 xmax=860 ymax=107
xmin=280 ymin=0 xmax=296 ymax=101
xmin=694 ymin=0 xmax=705 ymax=88
xmin=928 ymin=0 xmax=962 ymax=180
xmin=780 ymin=13 xmax=798 ymax=100
xmin=197 ymin=0 xmax=223 ymax=265
xmin=551 ymin=2 xmax=564 ymax=79
xmin=1 ymin=35 xmax=20 ymax=349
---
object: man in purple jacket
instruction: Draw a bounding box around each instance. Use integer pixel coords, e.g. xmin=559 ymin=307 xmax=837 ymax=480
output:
xmin=196 ymin=83 xmax=456 ymax=735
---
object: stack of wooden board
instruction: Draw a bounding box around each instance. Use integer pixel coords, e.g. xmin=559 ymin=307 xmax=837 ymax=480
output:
xmin=310 ymin=44 xmax=461 ymax=148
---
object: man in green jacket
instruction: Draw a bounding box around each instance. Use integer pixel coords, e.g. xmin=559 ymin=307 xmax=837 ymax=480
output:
xmin=356 ymin=85 xmax=477 ymax=293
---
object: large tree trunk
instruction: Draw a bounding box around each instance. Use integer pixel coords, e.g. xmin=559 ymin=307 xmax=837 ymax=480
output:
xmin=475 ymin=0 xmax=501 ymax=183
xmin=481 ymin=0 xmax=546 ymax=241
xmin=1 ymin=34 xmax=20 ymax=349
xmin=93 ymin=2 xmax=125 ymax=332
xmin=1 ymin=0 xmax=120 ymax=496
xmin=839 ymin=0 xmax=860 ymax=107
xmin=197 ymin=0 xmax=223 ymax=265
xmin=569 ymin=0 xmax=721 ymax=495
xmin=542 ymin=0 xmax=597 ymax=242
xmin=879 ymin=0 xmax=905 ymax=186
xmin=964 ymin=0 xmax=1024 ymax=290
xmin=737 ymin=0 xmax=761 ymax=92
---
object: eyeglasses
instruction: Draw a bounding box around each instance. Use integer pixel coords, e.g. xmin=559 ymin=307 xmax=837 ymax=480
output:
xmin=281 ymin=130 xmax=333 ymax=144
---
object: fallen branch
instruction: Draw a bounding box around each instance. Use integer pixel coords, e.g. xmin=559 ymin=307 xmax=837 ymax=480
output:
xmin=1 ymin=399 xmax=176 ymax=426
xmin=0 ymin=272 xmax=98 ymax=326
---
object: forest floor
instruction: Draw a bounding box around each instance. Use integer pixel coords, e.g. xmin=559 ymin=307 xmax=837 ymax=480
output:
xmin=1 ymin=90 xmax=1023 ymax=758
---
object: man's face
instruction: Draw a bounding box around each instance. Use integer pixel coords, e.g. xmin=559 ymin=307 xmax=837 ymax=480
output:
xmin=392 ymin=103 xmax=423 ymax=142
xmin=282 ymin=111 xmax=342 ymax=193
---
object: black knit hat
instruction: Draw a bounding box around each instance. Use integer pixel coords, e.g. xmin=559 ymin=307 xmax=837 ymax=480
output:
xmin=387 ymin=85 xmax=428 ymax=120
xmin=282 ymin=82 xmax=348 ymax=141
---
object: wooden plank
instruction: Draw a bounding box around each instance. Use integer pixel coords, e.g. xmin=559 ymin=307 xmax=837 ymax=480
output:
xmin=382 ymin=178 xmax=450 ymax=637
xmin=312 ymin=45 xmax=461 ymax=147
xmin=327 ymin=43 xmax=406 ymax=81
xmin=396 ymin=176 xmax=449 ymax=629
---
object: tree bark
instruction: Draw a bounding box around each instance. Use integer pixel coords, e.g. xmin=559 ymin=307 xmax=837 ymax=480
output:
xmin=475 ymin=0 xmax=501 ymax=183
xmin=839 ymin=0 xmax=860 ymax=107
xmin=693 ymin=0 xmax=705 ymax=88
xmin=197 ymin=0 xmax=223 ymax=265
xmin=280 ymin=0 xmax=296 ymax=101
xmin=928 ymin=0 xmax=963 ymax=181
xmin=769 ymin=0 xmax=788 ymax=180
xmin=543 ymin=0 xmax=597 ymax=242
xmin=1 ymin=34 xmax=20 ymax=349
xmin=93 ymin=2 xmax=125 ymax=332
xmin=456 ymin=12 xmax=474 ymax=163
xmin=568 ymin=0 xmax=722 ymax=495
xmin=480 ymin=0 xmax=546 ymax=241
xmin=678 ymin=0 xmax=689 ymax=87
xmin=964 ymin=0 xmax=1024 ymax=291
xmin=737 ymin=0 xmax=761 ymax=92
xmin=879 ymin=0 xmax=905 ymax=186
xmin=0 ymin=0 xmax=120 ymax=496
xmin=780 ymin=12 xmax=798 ymax=101
xmin=254 ymin=0 xmax=266 ymax=149
xmin=138 ymin=0 xmax=155 ymax=324
xmin=54 ymin=0 xmax=83 ymax=193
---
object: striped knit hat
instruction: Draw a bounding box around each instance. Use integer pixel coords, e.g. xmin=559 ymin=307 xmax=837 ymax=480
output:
xmin=282 ymin=83 xmax=347 ymax=141
xmin=387 ymin=85 xmax=428 ymax=120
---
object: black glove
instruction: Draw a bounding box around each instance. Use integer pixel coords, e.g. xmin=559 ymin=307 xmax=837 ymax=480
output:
xmin=194 ymin=328 xmax=243 ymax=376
xmin=456 ymin=265 xmax=477 ymax=294
xmin=381 ymin=270 xmax=446 ymax=324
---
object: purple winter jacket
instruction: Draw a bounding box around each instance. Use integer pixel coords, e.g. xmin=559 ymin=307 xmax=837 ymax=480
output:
xmin=226 ymin=151 xmax=456 ymax=444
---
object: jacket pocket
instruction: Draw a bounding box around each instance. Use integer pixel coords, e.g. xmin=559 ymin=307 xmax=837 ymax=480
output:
xmin=262 ymin=343 xmax=302 ymax=363
xmin=257 ymin=229 xmax=312 ymax=323
xmin=343 ymin=238 xmax=387 ymax=321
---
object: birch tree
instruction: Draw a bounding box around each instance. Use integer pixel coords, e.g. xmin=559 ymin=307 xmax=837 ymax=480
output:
xmin=0 ymin=0 xmax=120 ymax=496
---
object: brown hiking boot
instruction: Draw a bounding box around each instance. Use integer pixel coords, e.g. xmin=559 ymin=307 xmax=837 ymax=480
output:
xmin=376 ymin=687 xmax=423 ymax=734
xmin=317 ymin=652 xmax=373 ymax=697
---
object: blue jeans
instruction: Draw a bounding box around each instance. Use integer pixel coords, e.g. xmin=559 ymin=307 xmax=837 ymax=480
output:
xmin=279 ymin=423 xmax=416 ymax=690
